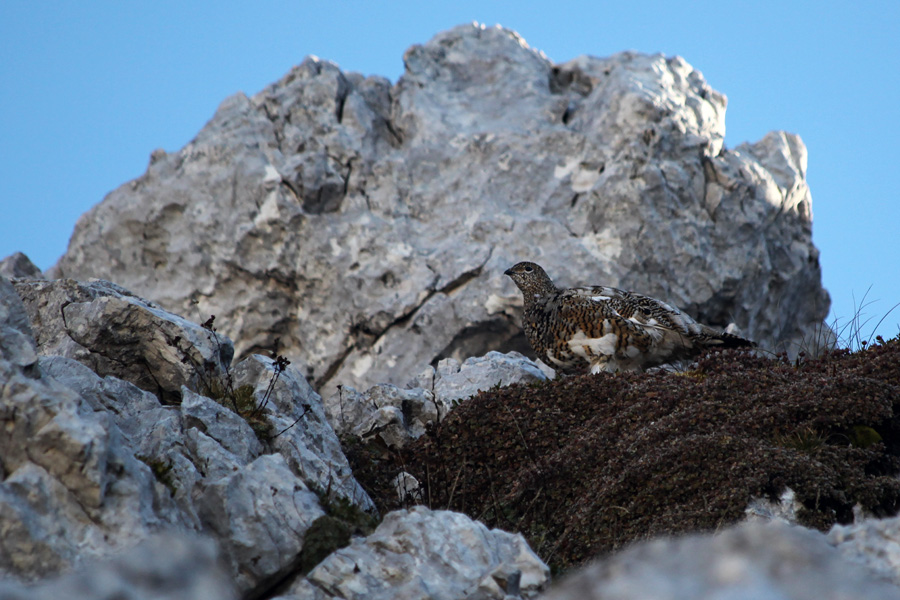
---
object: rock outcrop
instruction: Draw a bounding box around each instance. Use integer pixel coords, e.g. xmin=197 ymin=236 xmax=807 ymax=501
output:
xmin=0 ymin=252 xmax=44 ymax=280
xmin=4 ymin=21 xmax=871 ymax=600
xmin=1 ymin=274 xmax=551 ymax=598
xmin=0 ymin=275 xmax=373 ymax=595
xmin=4 ymin=273 xmax=900 ymax=597
xmin=540 ymin=521 xmax=900 ymax=600
xmin=828 ymin=515 xmax=900 ymax=586
xmin=51 ymin=23 xmax=829 ymax=394
xmin=281 ymin=506 xmax=549 ymax=600
xmin=13 ymin=278 xmax=232 ymax=404
xmin=327 ymin=351 xmax=546 ymax=449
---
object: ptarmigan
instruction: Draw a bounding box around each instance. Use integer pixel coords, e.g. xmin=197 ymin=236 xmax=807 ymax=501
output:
xmin=504 ymin=261 xmax=754 ymax=374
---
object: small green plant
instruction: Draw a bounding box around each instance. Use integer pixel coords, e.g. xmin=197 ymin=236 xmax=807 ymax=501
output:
xmin=137 ymin=455 xmax=177 ymax=496
xmin=316 ymin=489 xmax=380 ymax=533
xmin=296 ymin=515 xmax=353 ymax=574
xmin=188 ymin=315 xmax=295 ymax=442
xmin=214 ymin=381 xmax=273 ymax=441
xmin=850 ymin=425 xmax=883 ymax=449
xmin=296 ymin=483 xmax=381 ymax=574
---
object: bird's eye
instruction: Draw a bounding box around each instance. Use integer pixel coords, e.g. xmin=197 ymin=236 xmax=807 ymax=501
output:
xmin=524 ymin=265 xmax=533 ymax=273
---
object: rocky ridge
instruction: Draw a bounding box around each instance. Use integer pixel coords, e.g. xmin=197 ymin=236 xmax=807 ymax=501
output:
xmin=51 ymin=23 xmax=829 ymax=395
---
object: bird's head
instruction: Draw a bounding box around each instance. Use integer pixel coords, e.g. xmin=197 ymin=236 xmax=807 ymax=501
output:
xmin=504 ymin=261 xmax=556 ymax=296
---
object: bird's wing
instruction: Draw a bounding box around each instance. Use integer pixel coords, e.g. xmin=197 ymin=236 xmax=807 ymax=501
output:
xmin=565 ymin=286 xmax=697 ymax=335
xmin=552 ymin=288 xmax=652 ymax=344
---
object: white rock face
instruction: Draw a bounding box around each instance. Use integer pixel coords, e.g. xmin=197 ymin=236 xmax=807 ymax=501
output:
xmin=232 ymin=354 xmax=376 ymax=511
xmin=7 ymin=273 xmax=556 ymax=599
xmin=539 ymin=520 xmax=900 ymax=600
xmin=0 ymin=276 xmax=37 ymax=368
xmin=744 ymin=487 xmax=802 ymax=524
xmin=327 ymin=383 xmax=444 ymax=449
xmin=280 ymin=506 xmax=550 ymax=600
xmin=51 ymin=24 xmax=829 ymax=394
xmin=0 ymin=310 xmax=187 ymax=581
xmin=195 ymin=453 xmax=325 ymax=592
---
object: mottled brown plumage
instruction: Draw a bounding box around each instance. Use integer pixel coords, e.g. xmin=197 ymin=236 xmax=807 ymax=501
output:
xmin=504 ymin=261 xmax=754 ymax=373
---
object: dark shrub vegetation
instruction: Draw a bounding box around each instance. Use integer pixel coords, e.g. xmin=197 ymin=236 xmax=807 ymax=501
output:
xmin=347 ymin=338 xmax=900 ymax=573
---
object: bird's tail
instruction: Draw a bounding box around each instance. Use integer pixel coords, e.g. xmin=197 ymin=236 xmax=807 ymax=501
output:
xmin=716 ymin=331 xmax=756 ymax=349
xmin=696 ymin=323 xmax=756 ymax=349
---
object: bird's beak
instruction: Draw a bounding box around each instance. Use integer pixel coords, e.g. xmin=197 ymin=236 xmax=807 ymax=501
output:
xmin=504 ymin=268 xmax=514 ymax=276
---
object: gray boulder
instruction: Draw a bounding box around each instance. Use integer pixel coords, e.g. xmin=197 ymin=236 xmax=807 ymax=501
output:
xmin=539 ymin=520 xmax=900 ymax=600
xmin=744 ymin=487 xmax=802 ymax=524
xmin=13 ymin=278 xmax=233 ymax=403
xmin=828 ymin=515 xmax=900 ymax=586
xmin=181 ymin=386 xmax=263 ymax=464
xmin=432 ymin=351 xmax=548 ymax=404
xmin=0 ymin=534 xmax=237 ymax=600
xmin=326 ymin=384 xmax=443 ymax=449
xmin=328 ymin=351 xmax=546 ymax=449
xmin=0 ymin=276 xmax=37 ymax=368
xmin=231 ymin=354 xmax=376 ymax=511
xmin=195 ymin=453 xmax=325 ymax=592
xmin=51 ymin=24 xmax=828 ymax=394
xmin=280 ymin=506 xmax=550 ymax=600
xmin=0 ymin=252 xmax=44 ymax=279
xmin=0 ymin=351 xmax=185 ymax=581
xmin=27 ymin=354 xmax=374 ymax=593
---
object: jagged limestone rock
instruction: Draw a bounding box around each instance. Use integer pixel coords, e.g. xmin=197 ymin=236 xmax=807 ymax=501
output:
xmin=744 ymin=487 xmax=803 ymax=524
xmin=51 ymin=24 xmax=828 ymax=394
xmin=328 ymin=351 xmax=546 ymax=449
xmin=232 ymin=354 xmax=376 ymax=512
xmin=0 ymin=252 xmax=44 ymax=280
xmin=326 ymin=383 xmax=444 ymax=449
xmin=0 ymin=276 xmax=37 ymax=368
xmin=278 ymin=506 xmax=550 ymax=600
xmin=0 ymin=353 xmax=185 ymax=581
xmin=194 ymin=453 xmax=325 ymax=593
xmin=13 ymin=278 xmax=233 ymax=404
xmin=181 ymin=387 xmax=263 ymax=464
xmin=1 ymin=277 xmax=373 ymax=596
xmin=432 ymin=351 xmax=548 ymax=403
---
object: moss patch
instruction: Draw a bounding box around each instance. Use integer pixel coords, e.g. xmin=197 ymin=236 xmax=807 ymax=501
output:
xmin=297 ymin=489 xmax=380 ymax=575
xmin=298 ymin=515 xmax=353 ymax=574
xmin=347 ymin=338 xmax=900 ymax=573
xmin=137 ymin=455 xmax=177 ymax=496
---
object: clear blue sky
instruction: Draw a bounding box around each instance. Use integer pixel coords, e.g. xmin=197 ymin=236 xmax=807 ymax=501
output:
xmin=2 ymin=2 xmax=898 ymax=342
